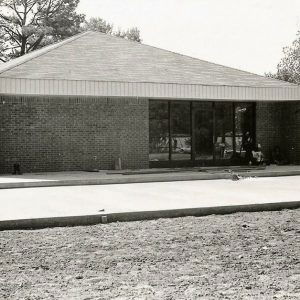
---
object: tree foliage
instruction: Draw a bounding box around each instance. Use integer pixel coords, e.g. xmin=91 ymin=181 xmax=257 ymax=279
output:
xmin=266 ymin=31 xmax=300 ymax=85
xmin=0 ymin=0 xmax=85 ymax=62
xmin=82 ymin=17 xmax=113 ymax=34
xmin=83 ymin=17 xmax=142 ymax=43
xmin=0 ymin=1 xmax=143 ymax=63
xmin=114 ymin=27 xmax=142 ymax=42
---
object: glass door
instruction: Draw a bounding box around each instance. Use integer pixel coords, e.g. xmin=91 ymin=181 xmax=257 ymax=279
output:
xmin=193 ymin=102 xmax=214 ymax=165
xmin=149 ymin=101 xmax=169 ymax=162
xmin=214 ymin=102 xmax=234 ymax=163
xmin=234 ymin=103 xmax=256 ymax=163
xmin=235 ymin=103 xmax=255 ymax=152
xmin=171 ymin=102 xmax=191 ymax=161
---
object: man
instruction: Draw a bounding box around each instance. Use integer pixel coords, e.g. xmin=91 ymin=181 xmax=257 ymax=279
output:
xmin=242 ymin=131 xmax=254 ymax=165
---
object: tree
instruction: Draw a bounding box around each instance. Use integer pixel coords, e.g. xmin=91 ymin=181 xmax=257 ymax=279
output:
xmin=115 ymin=27 xmax=141 ymax=42
xmin=82 ymin=17 xmax=113 ymax=34
xmin=0 ymin=0 xmax=85 ymax=62
xmin=266 ymin=31 xmax=300 ymax=85
xmin=83 ymin=17 xmax=142 ymax=43
xmin=0 ymin=1 xmax=142 ymax=63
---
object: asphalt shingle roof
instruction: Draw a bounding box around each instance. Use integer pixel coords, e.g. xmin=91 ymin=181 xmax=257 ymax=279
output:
xmin=0 ymin=31 xmax=295 ymax=88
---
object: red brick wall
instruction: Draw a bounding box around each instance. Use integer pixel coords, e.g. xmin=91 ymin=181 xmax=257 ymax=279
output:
xmin=281 ymin=101 xmax=300 ymax=164
xmin=1 ymin=96 xmax=299 ymax=174
xmin=0 ymin=95 xmax=149 ymax=174
xmin=256 ymin=102 xmax=283 ymax=161
xmin=256 ymin=101 xmax=300 ymax=164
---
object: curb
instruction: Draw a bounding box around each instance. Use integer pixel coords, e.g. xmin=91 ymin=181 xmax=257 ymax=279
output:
xmin=1 ymin=200 xmax=299 ymax=231
xmin=1 ymin=170 xmax=300 ymax=190
xmin=0 ymin=173 xmax=233 ymax=189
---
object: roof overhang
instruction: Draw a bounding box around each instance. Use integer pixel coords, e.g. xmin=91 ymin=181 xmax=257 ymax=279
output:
xmin=1 ymin=77 xmax=300 ymax=101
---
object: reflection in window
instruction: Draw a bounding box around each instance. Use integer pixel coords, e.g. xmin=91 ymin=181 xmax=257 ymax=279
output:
xmin=215 ymin=103 xmax=233 ymax=160
xmin=149 ymin=100 xmax=255 ymax=166
xmin=194 ymin=102 xmax=213 ymax=160
xmin=149 ymin=101 xmax=169 ymax=161
xmin=235 ymin=103 xmax=255 ymax=153
xmin=171 ymin=102 xmax=191 ymax=160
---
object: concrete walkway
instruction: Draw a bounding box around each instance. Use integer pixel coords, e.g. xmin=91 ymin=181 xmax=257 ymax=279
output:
xmin=0 ymin=175 xmax=300 ymax=230
xmin=1 ymin=165 xmax=300 ymax=189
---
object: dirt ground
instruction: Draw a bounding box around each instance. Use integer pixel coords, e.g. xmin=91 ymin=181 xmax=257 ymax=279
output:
xmin=0 ymin=209 xmax=299 ymax=300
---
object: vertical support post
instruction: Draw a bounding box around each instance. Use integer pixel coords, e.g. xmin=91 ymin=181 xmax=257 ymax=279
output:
xmin=212 ymin=102 xmax=216 ymax=164
xmin=253 ymin=102 xmax=257 ymax=145
xmin=191 ymin=102 xmax=195 ymax=163
xmin=232 ymin=102 xmax=236 ymax=155
xmin=168 ymin=101 xmax=172 ymax=161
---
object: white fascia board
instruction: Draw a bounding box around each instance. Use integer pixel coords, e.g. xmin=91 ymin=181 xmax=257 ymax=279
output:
xmin=0 ymin=78 xmax=300 ymax=101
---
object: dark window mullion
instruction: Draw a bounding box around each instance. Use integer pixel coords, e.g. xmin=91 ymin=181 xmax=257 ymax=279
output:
xmin=212 ymin=102 xmax=216 ymax=163
xmin=232 ymin=102 xmax=236 ymax=154
xmin=253 ymin=102 xmax=256 ymax=146
xmin=168 ymin=101 xmax=172 ymax=161
xmin=191 ymin=102 xmax=195 ymax=162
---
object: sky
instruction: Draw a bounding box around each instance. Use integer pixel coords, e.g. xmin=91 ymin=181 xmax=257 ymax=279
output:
xmin=77 ymin=0 xmax=300 ymax=75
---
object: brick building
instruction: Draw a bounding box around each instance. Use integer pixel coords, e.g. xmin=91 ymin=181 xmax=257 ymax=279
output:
xmin=0 ymin=31 xmax=299 ymax=173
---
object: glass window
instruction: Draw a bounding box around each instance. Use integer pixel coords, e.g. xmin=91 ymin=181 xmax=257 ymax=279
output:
xmin=193 ymin=102 xmax=214 ymax=161
xmin=171 ymin=102 xmax=191 ymax=160
xmin=149 ymin=101 xmax=169 ymax=161
xmin=149 ymin=100 xmax=256 ymax=166
xmin=214 ymin=103 xmax=234 ymax=160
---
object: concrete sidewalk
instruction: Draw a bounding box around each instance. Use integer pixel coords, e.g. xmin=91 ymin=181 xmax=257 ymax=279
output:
xmin=1 ymin=165 xmax=300 ymax=189
xmin=0 ymin=175 xmax=300 ymax=230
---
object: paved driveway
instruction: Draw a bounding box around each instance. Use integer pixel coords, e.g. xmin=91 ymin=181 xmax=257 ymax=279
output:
xmin=0 ymin=176 xmax=300 ymax=221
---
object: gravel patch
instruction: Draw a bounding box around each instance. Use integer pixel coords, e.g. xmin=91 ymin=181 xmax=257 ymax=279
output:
xmin=0 ymin=209 xmax=299 ymax=299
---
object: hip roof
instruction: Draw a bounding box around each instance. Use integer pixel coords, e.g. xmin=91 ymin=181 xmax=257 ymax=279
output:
xmin=0 ymin=31 xmax=299 ymax=101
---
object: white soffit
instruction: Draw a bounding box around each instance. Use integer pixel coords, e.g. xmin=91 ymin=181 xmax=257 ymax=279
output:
xmin=0 ymin=78 xmax=300 ymax=101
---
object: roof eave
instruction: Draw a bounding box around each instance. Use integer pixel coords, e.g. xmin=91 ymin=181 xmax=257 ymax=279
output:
xmin=1 ymin=77 xmax=300 ymax=101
